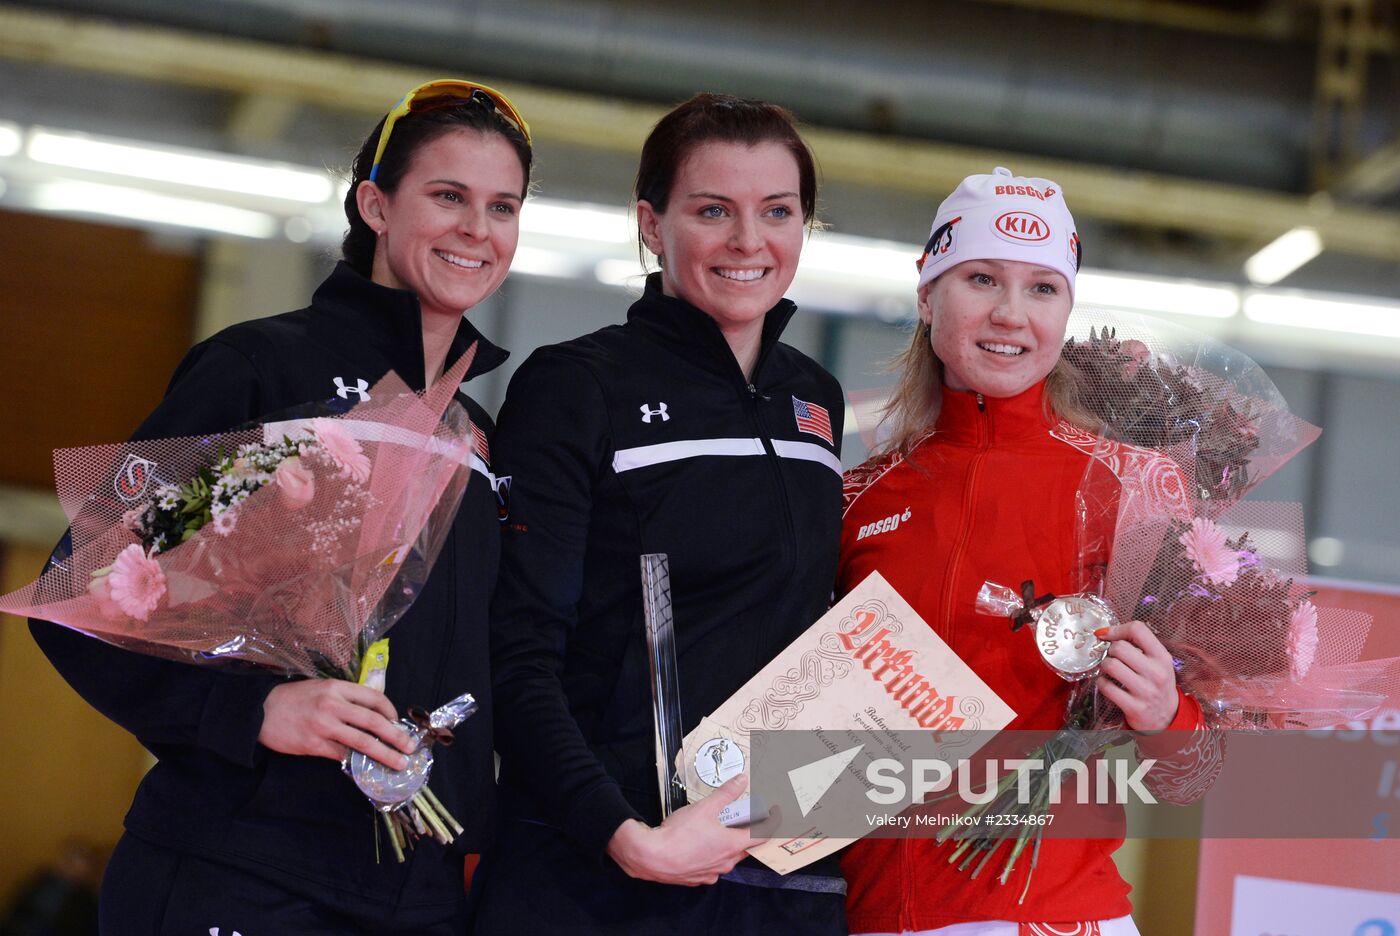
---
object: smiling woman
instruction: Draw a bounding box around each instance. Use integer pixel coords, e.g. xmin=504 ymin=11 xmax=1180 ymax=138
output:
xmin=474 ymin=93 xmax=848 ymax=935
xmin=923 ymin=258 xmax=1072 ymax=398
xmin=30 ymin=79 xmax=532 ymax=936
xmin=837 ymin=168 xmax=1213 ymax=936
xmin=636 ymin=139 xmax=804 ymax=377
xmin=359 ymin=131 xmax=523 ymax=307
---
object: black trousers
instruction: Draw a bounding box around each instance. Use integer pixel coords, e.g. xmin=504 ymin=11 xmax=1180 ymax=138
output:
xmin=469 ymin=818 xmax=847 ymax=936
xmin=99 ymin=833 xmax=466 ymax=936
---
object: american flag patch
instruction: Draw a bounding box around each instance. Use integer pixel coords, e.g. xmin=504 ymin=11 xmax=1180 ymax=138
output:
xmin=792 ymin=396 xmax=833 ymax=445
xmin=471 ymin=421 xmax=489 ymax=465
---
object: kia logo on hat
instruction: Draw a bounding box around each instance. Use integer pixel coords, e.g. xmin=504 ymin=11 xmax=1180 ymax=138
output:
xmin=993 ymin=211 xmax=1051 ymax=243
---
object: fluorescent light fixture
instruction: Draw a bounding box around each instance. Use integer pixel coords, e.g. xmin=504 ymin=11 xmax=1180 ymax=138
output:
xmin=0 ymin=122 xmax=20 ymax=158
xmin=521 ymin=199 xmax=631 ymax=243
xmin=1243 ymin=290 xmax=1400 ymax=340
xmin=594 ymin=258 xmax=646 ymax=287
xmin=1244 ymin=226 xmax=1323 ymax=286
xmin=802 ymin=233 xmax=917 ymax=284
xmin=509 ymin=245 xmax=581 ymax=279
xmin=27 ymin=130 xmax=334 ymax=203
xmin=32 ymin=180 xmax=278 ymax=239
xmin=1075 ymin=270 xmax=1239 ymax=319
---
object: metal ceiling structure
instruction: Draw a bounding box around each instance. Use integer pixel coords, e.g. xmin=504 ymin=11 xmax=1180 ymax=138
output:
xmin=2 ymin=1 xmax=1399 ymax=581
xmin=1 ymin=1 xmax=1399 ymax=280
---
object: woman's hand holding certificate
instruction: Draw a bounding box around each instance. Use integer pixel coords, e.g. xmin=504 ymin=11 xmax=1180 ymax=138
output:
xmin=606 ymin=774 xmax=753 ymax=885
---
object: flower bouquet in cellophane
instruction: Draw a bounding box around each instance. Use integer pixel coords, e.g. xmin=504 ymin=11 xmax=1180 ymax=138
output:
xmin=946 ymin=309 xmax=1400 ymax=897
xmin=2 ymin=347 xmax=483 ymax=861
xmin=1059 ymin=311 xmax=1400 ymax=731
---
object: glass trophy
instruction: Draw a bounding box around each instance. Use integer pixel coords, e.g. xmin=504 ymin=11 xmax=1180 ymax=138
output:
xmin=640 ymin=553 xmax=687 ymax=818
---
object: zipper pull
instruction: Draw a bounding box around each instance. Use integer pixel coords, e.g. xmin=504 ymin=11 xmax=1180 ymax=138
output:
xmin=747 ymin=383 xmax=770 ymax=401
xmin=976 ymin=392 xmax=986 ymax=412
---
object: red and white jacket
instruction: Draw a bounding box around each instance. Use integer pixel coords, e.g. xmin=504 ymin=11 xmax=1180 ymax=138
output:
xmin=837 ymin=381 xmax=1221 ymax=933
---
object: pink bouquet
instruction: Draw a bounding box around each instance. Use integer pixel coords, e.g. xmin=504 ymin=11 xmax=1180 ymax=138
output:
xmin=949 ymin=312 xmax=1400 ymax=897
xmin=1063 ymin=319 xmax=1400 ymax=730
xmin=3 ymin=348 xmax=481 ymax=858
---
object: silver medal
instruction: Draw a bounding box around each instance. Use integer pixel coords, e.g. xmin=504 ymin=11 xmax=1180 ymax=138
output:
xmin=342 ymin=692 xmax=477 ymax=810
xmin=694 ymin=737 xmax=745 ymax=788
xmin=1033 ymin=595 xmax=1114 ymax=679
xmin=346 ymin=724 xmax=434 ymax=808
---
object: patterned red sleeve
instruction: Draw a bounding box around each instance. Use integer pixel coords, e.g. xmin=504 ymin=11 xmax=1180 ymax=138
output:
xmin=841 ymin=448 xmax=904 ymax=517
xmin=1135 ymin=690 xmax=1226 ymax=805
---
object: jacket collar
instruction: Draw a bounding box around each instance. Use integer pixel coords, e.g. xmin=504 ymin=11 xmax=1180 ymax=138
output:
xmin=310 ymin=261 xmax=509 ymax=390
xmin=935 ymin=379 xmax=1056 ymax=446
xmin=625 ymin=273 xmax=798 ymax=385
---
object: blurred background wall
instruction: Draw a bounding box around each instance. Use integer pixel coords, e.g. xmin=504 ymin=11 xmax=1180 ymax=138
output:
xmin=0 ymin=2 xmax=1397 ymax=933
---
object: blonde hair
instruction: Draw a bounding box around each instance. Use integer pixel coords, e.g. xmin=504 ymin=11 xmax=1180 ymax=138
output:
xmin=878 ymin=320 xmax=1098 ymax=457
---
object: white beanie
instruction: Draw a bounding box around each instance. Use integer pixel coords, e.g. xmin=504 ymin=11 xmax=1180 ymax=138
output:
xmin=915 ymin=166 xmax=1081 ymax=299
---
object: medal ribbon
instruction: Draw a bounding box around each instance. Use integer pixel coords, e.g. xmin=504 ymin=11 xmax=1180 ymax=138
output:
xmin=1011 ymin=579 xmax=1058 ymax=631
xmin=407 ymin=706 xmax=456 ymax=748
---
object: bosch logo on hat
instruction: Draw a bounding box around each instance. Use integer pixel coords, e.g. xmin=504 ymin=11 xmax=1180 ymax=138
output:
xmin=994 ymin=184 xmax=1057 ymax=201
xmin=993 ymin=211 xmax=1051 ymax=243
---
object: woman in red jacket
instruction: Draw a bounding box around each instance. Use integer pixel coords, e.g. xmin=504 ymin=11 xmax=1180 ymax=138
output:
xmin=838 ymin=168 xmax=1216 ymax=936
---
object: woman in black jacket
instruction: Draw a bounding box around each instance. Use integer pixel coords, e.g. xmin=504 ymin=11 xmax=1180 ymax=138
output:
xmin=475 ymin=93 xmax=847 ymax=935
xmin=30 ymin=79 xmax=531 ymax=935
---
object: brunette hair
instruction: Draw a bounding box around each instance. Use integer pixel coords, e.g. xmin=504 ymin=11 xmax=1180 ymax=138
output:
xmin=342 ymin=92 xmax=533 ymax=277
xmin=634 ymin=92 xmax=818 ymax=262
xmin=879 ymin=287 xmax=1097 ymax=457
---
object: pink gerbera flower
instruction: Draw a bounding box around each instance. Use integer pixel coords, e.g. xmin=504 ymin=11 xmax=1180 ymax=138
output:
xmin=86 ymin=573 xmax=127 ymax=622
xmin=1178 ymin=517 xmax=1239 ymax=587
xmin=1288 ymin=600 xmax=1320 ymax=680
xmin=310 ymin=418 xmax=371 ymax=483
xmin=106 ymin=543 xmax=167 ymax=621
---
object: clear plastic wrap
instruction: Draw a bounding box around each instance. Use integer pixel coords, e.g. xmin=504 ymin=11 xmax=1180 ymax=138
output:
xmin=940 ymin=308 xmax=1398 ymax=897
xmin=1059 ymin=310 xmax=1400 ymax=730
xmin=347 ymin=692 xmax=479 ymax=807
xmin=1059 ymin=306 xmax=1322 ymax=514
xmin=2 ymin=349 xmax=484 ymax=861
xmin=2 ymin=347 xmax=478 ymax=678
xmin=975 ymin=581 xmax=1113 ymax=681
xmin=345 ymin=691 xmax=477 ymax=859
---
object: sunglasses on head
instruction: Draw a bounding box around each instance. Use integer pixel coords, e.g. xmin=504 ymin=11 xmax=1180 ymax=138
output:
xmin=368 ymin=78 xmax=532 ymax=182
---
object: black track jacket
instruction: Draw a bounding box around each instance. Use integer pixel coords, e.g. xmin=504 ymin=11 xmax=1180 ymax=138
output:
xmin=490 ymin=274 xmax=844 ymax=857
xmin=30 ymin=262 xmax=506 ymax=919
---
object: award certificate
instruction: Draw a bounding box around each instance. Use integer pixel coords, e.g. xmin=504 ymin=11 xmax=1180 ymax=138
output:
xmin=677 ymin=570 xmax=1017 ymax=874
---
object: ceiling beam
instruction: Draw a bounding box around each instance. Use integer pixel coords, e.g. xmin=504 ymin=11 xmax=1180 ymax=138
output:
xmin=3 ymin=5 xmax=1400 ymax=261
xmin=1339 ymin=138 xmax=1400 ymax=198
xmin=969 ymin=0 xmax=1395 ymax=51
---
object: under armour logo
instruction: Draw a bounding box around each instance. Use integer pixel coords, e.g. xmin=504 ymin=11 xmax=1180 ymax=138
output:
xmin=334 ymin=377 xmax=370 ymax=402
xmin=640 ymin=402 xmax=669 ymax=423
